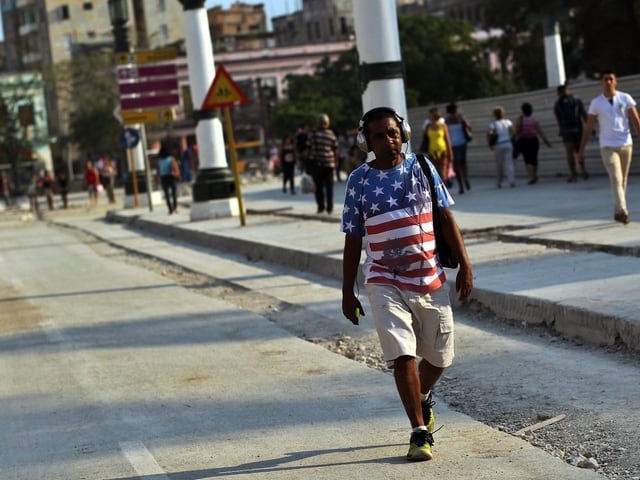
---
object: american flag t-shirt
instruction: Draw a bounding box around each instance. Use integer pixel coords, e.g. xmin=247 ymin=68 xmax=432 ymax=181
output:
xmin=341 ymin=153 xmax=453 ymax=293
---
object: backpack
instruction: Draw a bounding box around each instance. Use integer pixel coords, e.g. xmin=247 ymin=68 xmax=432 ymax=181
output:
xmin=555 ymin=95 xmax=582 ymax=131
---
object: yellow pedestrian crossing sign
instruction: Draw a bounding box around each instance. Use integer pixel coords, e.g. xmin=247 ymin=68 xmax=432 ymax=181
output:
xmin=201 ymin=65 xmax=249 ymax=110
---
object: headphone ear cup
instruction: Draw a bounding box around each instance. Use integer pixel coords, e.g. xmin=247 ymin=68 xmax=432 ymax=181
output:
xmin=356 ymin=130 xmax=369 ymax=152
xmin=395 ymin=113 xmax=411 ymax=143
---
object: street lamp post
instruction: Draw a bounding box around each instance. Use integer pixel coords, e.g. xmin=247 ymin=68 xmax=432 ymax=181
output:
xmin=108 ymin=0 xmax=129 ymax=53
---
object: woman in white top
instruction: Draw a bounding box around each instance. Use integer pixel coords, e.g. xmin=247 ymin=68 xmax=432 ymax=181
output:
xmin=487 ymin=106 xmax=515 ymax=188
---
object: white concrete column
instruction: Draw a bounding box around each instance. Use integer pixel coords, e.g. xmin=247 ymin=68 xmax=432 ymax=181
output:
xmin=179 ymin=0 xmax=237 ymax=220
xmin=182 ymin=8 xmax=227 ymax=169
xmin=353 ymin=0 xmax=408 ymax=121
xmin=543 ymin=19 xmax=566 ymax=87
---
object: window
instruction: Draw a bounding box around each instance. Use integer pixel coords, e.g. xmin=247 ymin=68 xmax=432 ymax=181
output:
xmin=87 ymin=30 xmax=95 ymax=38
xmin=158 ymin=0 xmax=166 ymax=11
xmin=83 ymin=2 xmax=93 ymax=10
xmin=159 ymin=24 xmax=169 ymax=41
xmin=51 ymin=5 xmax=69 ymax=21
xmin=328 ymin=18 xmax=334 ymax=36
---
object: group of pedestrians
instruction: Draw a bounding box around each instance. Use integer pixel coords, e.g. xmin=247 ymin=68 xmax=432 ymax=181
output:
xmin=24 ymin=169 xmax=70 ymax=213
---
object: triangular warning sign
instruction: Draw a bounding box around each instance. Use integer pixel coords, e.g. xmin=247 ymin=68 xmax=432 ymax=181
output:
xmin=201 ymin=64 xmax=249 ymax=110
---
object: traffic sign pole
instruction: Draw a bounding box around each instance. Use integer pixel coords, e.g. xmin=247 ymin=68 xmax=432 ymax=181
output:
xmin=128 ymin=148 xmax=140 ymax=208
xmin=223 ymin=106 xmax=246 ymax=226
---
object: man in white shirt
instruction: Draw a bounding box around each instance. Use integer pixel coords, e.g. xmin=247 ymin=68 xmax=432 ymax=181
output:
xmin=577 ymin=71 xmax=640 ymax=224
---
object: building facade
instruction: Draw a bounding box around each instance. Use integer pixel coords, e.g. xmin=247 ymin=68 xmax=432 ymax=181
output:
xmin=272 ymin=0 xmax=355 ymax=47
xmin=208 ymin=2 xmax=269 ymax=52
xmin=0 ymin=0 xmax=185 ymax=173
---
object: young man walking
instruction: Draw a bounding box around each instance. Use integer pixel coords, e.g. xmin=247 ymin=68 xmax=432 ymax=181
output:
xmin=577 ymin=71 xmax=640 ymax=224
xmin=554 ymin=84 xmax=589 ymax=182
xmin=341 ymin=107 xmax=473 ymax=461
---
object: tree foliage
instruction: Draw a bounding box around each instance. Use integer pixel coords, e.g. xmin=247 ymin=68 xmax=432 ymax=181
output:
xmin=484 ymin=0 xmax=640 ymax=82
xmin=48 ymin=51 xmax=124 ymax=160
xmin=271 ymin=47 xmax=361 ymax=136
xmin=399 ymin=13 xmax=516 ymax=105
xmin=271 ymin=14 xmax=518 ymax=136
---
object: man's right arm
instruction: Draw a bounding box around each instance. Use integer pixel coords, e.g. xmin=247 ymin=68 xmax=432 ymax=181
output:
xmin=577 ymin=113 xmax=597 ymax=159
xmin=342 ymin=233 xmax=363 ymax=325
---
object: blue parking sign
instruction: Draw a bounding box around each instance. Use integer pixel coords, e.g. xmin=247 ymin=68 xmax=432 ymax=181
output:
xmin=120 ymin=128 xmax=140 ymax=149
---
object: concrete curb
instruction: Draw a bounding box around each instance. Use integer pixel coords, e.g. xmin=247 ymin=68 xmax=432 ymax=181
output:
xmin=106 ymin=210 xmax=640 ymax=352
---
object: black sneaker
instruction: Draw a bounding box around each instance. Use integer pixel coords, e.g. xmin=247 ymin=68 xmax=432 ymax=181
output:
xmin=421 ymin=392 xmax=435 ymax=433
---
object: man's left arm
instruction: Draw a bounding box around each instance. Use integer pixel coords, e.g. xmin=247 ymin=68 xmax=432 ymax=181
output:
xmin=438 ymin=208 xmax=473 ymax=301
xmin=628 ymin=104 xmax=640 ymax=136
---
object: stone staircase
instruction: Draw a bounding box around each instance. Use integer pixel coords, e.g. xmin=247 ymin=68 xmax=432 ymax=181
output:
xmin=407 ymin=74 xmax=640 ymax=179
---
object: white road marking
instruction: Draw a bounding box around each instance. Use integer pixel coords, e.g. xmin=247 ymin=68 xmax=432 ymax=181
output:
xmin=120 ymin=441 xmax=171 ymax=479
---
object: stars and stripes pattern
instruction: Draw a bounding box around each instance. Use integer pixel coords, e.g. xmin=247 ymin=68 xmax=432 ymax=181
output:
xmin=341 ymin=153 xmax=454 ymax=293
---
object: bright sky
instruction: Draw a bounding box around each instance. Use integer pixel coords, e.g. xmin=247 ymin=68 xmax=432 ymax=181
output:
xmin=0 ymin=1 xmax=296 ymax=41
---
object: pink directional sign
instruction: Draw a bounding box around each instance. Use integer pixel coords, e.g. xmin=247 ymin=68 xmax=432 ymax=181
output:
xmin=117 ymin=64 xmax=178 ymax=80
xmin=119 ymin=78 xmax=179 ymax=95
xmin=120 ymin=94 xmax=181 ymax=110
xmin=117 ymin=56 xmax=180 ymax=114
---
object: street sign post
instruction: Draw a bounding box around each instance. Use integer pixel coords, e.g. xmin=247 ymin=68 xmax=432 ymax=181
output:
xmin=116 ymin=48 xmax=180 ymax=125
xmin=200 ymin=65 xmax=250 ymax=226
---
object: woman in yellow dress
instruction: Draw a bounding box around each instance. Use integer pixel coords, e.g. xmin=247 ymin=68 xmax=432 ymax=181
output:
xmin=420 ymin=107 xmax=454 ymax=185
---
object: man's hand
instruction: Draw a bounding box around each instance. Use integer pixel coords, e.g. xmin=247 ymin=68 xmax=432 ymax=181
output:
xmin=342 ymin=294 xmax=364 ymax=325
xmin=455 ymin=265 xmax=473 ymax=302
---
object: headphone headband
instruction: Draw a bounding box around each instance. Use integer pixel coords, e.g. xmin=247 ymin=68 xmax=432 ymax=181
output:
xmin=356 ymin=107 xmax=411 ymax=152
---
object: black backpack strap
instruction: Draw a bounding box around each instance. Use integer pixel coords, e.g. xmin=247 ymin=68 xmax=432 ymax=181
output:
xmin=416 ymin=154 xmax=439 ymax=219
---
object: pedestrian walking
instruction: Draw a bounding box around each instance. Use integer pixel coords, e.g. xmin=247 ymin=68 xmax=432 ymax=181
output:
xmin=305 ymin=113 xmax=338 ymax=214
xmin=101 ymin=157 xmax=117 ymax=204
xmin=341 ymin=106 xmax=473 ymax=462
xmin=1 ymin=171 xmax=11 ymax=207
xmin=40 ymin=170 xmax=55 ymax=210
xmin=554 ymin=84 xmax=589 ymax=182
xmin=26 ymin=173 xmax=39 ymax=214
xmin=445 ymin=102 xmax=472 ymax=194
xmin=577 ymin=71 xmax=640 ymax=224
xmin=157 ymin=144 xmax=180 ymax=214
xmin=487 ymin=106 xmax=516 ymax=188
xmin=513 ymin=102 xmax=552 ymax=185
xmin=280 ymin=134 xmax=297 ymax=194
xmin=420 ymin=107 xmax=453 ymax=186
xmin=84 ymin=160 xmax=100 ymax=208
xmin=56 ymin=171 xmax=69 ymax=209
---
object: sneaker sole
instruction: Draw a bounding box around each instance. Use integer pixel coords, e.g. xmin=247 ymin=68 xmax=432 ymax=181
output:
xmin=407 ymin=448 xmax=433 ymax=461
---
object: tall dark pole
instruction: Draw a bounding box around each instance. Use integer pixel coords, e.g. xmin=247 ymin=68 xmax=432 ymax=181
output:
xmin=109 ymin=0 xmax=149 ymax=206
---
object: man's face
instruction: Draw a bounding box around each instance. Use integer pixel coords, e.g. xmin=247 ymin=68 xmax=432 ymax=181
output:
xmin=367 ymin=116 xmax=403 ymax=161
xmin=602 ymin=73 xmax=617 ymax=94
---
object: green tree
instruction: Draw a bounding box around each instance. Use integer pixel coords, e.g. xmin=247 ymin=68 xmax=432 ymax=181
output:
xmin=399 ymin=13 xmax=516 ymax=105
xmin=484 ymin=0 xmax=640 ymax=82
xmin=65 ymin=52 xmax=123 ymax=159
xmin=271 ymin=47 xmax=361 ymax=136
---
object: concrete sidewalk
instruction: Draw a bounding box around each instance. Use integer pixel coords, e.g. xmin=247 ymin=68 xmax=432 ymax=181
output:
xmin=50 ymin=201 xmax=607 ymax=480
xmin=100 ymin=173 xmax=640 ymax=352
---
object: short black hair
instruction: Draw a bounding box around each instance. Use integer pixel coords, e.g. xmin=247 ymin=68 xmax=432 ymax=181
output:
xmin=557 ymin=84 xmax=568 ymax=94
xmin=446 ymin=102 xmax=457 ymax=114
xmin=521 ymin=102 xmax=533 ymax=116
xmin=361 ymin=107 xmax=399 ymax=139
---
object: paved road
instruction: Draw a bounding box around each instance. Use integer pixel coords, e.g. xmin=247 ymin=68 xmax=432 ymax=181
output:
xmin=0 ymin=214 xmax=605 ymax=479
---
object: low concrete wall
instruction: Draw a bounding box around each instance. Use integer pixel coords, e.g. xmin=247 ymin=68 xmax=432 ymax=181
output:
xmin=408 ymin=74 xmax=640 ymax=179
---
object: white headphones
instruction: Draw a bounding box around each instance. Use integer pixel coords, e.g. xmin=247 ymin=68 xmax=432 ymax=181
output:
xmin=356 ymin=107 xmax=411 ymax=152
